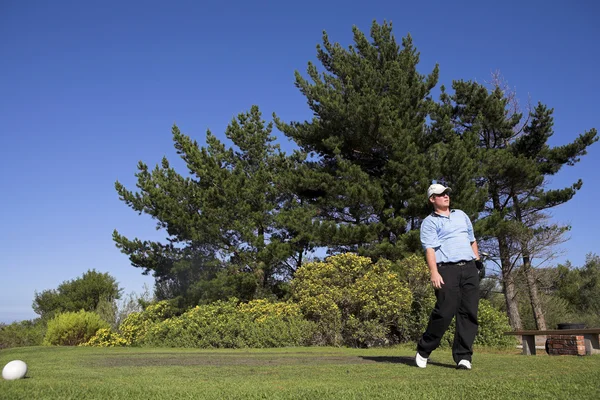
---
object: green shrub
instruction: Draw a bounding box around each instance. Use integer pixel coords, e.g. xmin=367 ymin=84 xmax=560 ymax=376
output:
xmin=236 ymin=299 xmax=318 ymax=347
xmin=0 ymin=319 xmax=46 ymax=349
xmin=238 ymin=314 xmax=317 ymax=348
xmin=81 ymin=328 xmax=128 ymax=347
xmin=142 ymin=298 xmax=317 ymax=348
xmin=142 ymin=299 xmax=240 ymax=348
xmin=291 ymin=253 xmax=413 ymax=347
xmin=343 ymin=316 xmax=389 ymax=348
xmin=95 ymin=295 xmax=118 ymax=329
xmin=392 ymin=254 xmax=436 ymax=342
xmin=438 ymin=300 xmax=517 ymax=349
xmin=43 ymin=310 xmax=109 ymax=346
xmin=475 ymin=300 xmax=518 ymax=348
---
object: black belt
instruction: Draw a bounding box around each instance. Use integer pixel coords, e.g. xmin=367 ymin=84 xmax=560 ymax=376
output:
xmin=437 ymin=260 xmax=472 ymax=267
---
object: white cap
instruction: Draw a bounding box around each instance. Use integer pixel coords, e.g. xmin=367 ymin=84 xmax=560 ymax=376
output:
xmin=427 ymin=183 xmax=452 ymax=198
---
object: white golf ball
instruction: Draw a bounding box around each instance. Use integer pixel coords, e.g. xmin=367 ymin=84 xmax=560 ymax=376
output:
xmin=2 ymin=360 xmax=28 ymax=380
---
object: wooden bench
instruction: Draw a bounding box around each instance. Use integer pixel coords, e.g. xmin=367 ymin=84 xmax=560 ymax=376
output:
xmin=505 ymin=329 xmax=600 ymax=355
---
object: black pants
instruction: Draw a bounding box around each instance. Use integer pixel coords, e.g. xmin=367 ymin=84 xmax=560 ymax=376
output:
xmin=417 ymin=260 xmax=480 ymax=364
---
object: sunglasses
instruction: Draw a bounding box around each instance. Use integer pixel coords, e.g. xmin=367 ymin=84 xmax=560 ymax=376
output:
xmin=433 ymin=192 xmax=450 ymax=198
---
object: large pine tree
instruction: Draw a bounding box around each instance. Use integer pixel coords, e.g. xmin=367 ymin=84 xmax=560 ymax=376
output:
xmin=276 ymin=21 xmax=439 ymax=261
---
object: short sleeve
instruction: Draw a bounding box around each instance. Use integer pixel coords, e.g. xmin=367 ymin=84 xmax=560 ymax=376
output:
xmin=463 ymin=211 xmax=475 ymax=242
xmin=420 ymin=217 xmax=440 ymax=250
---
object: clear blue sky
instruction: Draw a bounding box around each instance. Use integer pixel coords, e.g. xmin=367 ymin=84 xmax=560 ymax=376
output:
xmin=1 ymin=0 xmax=598 ymax=323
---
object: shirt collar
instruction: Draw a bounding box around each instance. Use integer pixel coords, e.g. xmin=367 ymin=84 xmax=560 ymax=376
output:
xmin=431 ymin=209 xmax=455 ymax=218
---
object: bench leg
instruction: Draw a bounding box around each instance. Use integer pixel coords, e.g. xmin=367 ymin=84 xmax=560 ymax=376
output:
xmin=522 ymin=335 xmax=536 ymax=355
xmin=583 ymin=334 xmax=600 ymax=355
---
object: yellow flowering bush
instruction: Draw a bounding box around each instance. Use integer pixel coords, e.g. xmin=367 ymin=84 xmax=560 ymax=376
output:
xmin=81 ymin=328 xmax=128 ymax=347
xmin=352 ymin=261 xmax=412 ymax=321
xmin=119 ymin=300 xmax=177 ymax=346
xmin=393 ymin=254 xmax=431 ymax=286
xmin=291 ymin=253 xmax=413 ymax=347
xmin=237 ymin=299 xmax=302 ymax=322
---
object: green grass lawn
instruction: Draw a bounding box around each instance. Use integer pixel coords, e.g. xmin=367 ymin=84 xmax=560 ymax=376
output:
xmin=1 ymin=345 xmax=599 ymax=399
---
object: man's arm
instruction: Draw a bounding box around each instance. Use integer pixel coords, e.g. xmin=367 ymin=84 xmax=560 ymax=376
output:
xmin=425 ymin=248 xmax=444 ymax=289
xmin=421 ymin=217 xmax=444 ymax=289
xmin=463 ymin=211 xmax=479 ymax=260
xmin=471 ymin=240 xmax=480 ymax=260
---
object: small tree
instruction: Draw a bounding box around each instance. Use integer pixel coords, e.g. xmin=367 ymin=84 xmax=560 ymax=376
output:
xmin=33 ymin=269 xmax=122 ymax=320
xmin=433 ymin=79 xmax=597 ymax=330
xmin=553 ymin=254 xmax=600 ymax=327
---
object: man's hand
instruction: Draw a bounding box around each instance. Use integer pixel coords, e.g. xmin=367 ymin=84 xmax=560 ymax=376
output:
xmin=475 ymin=259 xmax=485 ymax=280
xmin=425 ymin=248 xmax=444 ymax=289
xmin=430 ymin=271 xmax=445 ymax=289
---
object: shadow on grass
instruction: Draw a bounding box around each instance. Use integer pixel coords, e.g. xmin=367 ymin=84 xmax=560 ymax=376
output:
xmin=360 ymin=356 xmax=456 ymax=369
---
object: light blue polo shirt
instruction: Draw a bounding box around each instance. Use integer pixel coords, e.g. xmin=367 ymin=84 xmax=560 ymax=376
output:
xmin=420 ymin=209 xmax=476 ymax=264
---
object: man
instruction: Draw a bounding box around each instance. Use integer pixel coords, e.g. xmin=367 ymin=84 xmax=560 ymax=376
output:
xmin=415 ymin=183 xmax=480 ymax=370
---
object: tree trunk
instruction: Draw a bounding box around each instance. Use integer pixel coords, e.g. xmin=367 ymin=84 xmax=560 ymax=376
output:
xmin=502 ymin=270 xmax=523 ymax=330
xmin=498 ymin=235 xmax=523 ymax=330
xmin=523 ymin=261 xmax=547 ymax=330
xmin=512 ymin=194 xmax=547 ymax=330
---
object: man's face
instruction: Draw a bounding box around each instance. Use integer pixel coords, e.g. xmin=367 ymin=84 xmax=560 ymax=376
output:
xmin=429 ymin=191 xmax=450 ymax=208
